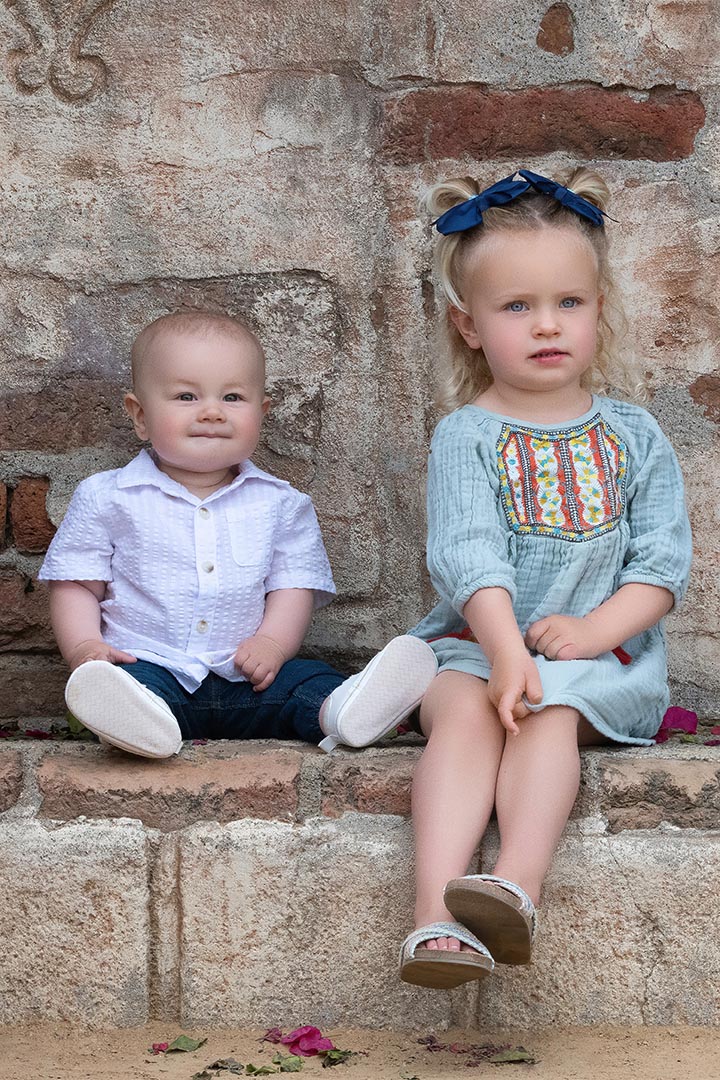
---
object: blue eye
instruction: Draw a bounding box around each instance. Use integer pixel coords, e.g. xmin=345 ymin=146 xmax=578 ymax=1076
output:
xmin=177 ymin=392 xmax=195 ymax=401
xmin=560 ymin=297 xmax=579 ymax=309
xmin=507 ymin=301 xmax=527 ymax=313
xmin=223 ymin=393 xmax=242 ymax=402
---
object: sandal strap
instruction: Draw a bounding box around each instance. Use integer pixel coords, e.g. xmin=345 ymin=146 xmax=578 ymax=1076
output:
xmin=462 ymin=874 xmax=538 ymax=938
xmin=400 ymin=921 xmax=493 ymax=963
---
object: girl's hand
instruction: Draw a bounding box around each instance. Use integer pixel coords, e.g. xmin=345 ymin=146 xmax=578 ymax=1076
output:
xmin=488 ymin=647 xmax=543 ymax=735
xmin=68 ymin=640 xmax=137 ymax=671
xmin=525 ymin=614 xmax=604 ymax=661
xmin=234 ymin=634 xmax=287 ymax=692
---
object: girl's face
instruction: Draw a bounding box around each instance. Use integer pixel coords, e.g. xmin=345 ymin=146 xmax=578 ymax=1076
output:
xmin=450 ymin=227 xmax=603 ymax=412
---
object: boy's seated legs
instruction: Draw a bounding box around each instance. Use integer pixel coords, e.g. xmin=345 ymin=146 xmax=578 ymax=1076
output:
xmin=64 ymin=636 xmax=438 ymax=759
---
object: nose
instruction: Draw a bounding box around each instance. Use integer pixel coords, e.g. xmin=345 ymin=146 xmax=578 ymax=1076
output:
xmin=198 ymin=398 xmax=226 ymax=421
xmin=532 ymin=307 xmax=561 ymax=337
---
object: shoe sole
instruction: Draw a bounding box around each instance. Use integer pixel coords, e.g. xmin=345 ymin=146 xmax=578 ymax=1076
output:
xmin=336 ymin=636 xmax=438 ymax=747
xmin=400 ymin=949 xmax=493 ymax=988
xmin=65 ymin=662 xmax=182 ymax=759
xmin=444 ymin=880 xmax=534 ymax=965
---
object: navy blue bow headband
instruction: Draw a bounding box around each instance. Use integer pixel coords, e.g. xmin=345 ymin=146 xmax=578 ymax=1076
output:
xmin=434 ymin=169 xmax=607 ymax=235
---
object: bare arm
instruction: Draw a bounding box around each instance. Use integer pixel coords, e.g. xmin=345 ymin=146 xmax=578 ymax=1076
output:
xmin=234 ymin=588 xmax=315 ymax=691
xmin=525 ymin=582 xmax=674 ymax=661
xmin=48 ymin=580 xmax=137 ymax=671
xmin=463 ymin=587 xmax=543 ymax=736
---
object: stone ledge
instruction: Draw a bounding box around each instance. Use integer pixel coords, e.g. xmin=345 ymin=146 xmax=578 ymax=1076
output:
xmin=0 ymin=739 xmax=716 ymax=831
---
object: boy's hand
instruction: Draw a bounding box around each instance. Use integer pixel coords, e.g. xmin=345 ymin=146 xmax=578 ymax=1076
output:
xmin=525 ymin=614 xmax=604 ymax=661
xmin=234 ymin=634 xmax=287 ymax=692
xmin=68 ymin=640 xmax=137 ymax=671
xmin=488 ymin=646 xmax=543 ymax=736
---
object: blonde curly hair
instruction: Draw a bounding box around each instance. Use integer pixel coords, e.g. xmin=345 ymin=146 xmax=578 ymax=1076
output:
xmin=427 ymin=167 xmax=645 ymax=411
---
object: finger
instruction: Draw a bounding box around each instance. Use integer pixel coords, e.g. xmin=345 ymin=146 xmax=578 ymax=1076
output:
xmin=497 ymin=692 xmax=520 ymax=736
xmin=555 ymin=642 xmax=580 ymax=661
xmin=525 ymin=664 xmax=544 ymax=705
xmin=525 ymin=619 xmax=549 ymax=649
xmin=253 ymin=672 xmax=275 ymax=692
xmin=109 ymin=649 xmax=137 ymax=664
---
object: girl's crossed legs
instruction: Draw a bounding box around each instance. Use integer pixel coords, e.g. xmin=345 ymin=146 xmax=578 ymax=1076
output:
xmin=412 ymin=669 xmax=606 ymax=956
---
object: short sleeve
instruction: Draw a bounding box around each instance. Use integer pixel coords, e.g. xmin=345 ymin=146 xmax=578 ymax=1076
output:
xmin=427 ymin=413 xmax=516 ymax=613
xmin=265 ymin=489 xmax=336 ymax=609
xmin=617 ymin=418 xmax=692 ymax=605
xmin=38 ymin=478 xmax=115 ymax=582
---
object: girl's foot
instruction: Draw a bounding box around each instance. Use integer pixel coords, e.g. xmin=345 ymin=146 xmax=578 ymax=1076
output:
xmin=444 ymin=874 xmax=537 ymax=965
xmin=399 ymin=921 xmax=494 ymax=988
xmin=318 ymin=636 xmax=437 ymax=752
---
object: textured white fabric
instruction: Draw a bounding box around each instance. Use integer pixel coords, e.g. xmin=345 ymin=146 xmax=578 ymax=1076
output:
xmin=40 ymin=450 xmax=336 ymax=691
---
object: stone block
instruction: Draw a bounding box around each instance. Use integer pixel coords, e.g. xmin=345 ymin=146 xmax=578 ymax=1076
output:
xmin=380 ymin=86 xmax=705 ymax=166
xmin=0 ymin=574 xmax=54 ymax=652
xmin=320 ymin=748 xmax=418 ymax=817
xmin=38 ymin=748 xmax=302 ymax=828
xmin=0 ymin=819 xmax=149 ymax=1025
xmin=177 ymin=816 xmax=468 ymax=1030
xmin=0 ymin=381 xmax=135 ymax=453
xmin=597 ymin=755 xmax=720 ymax=832
xmin=0 ymin=483 xmax=6 ymax=548
xmin=0 ymin=751 xmax=22 ymax=811
xmin=477 ymin=830 xmax=720 ymax=1026
xmin=9 ymin=476 xmax=56 ymax=552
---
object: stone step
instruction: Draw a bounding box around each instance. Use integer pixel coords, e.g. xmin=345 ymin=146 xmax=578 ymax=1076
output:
xmin=0 ymin=739 xmax=718 ymax=1030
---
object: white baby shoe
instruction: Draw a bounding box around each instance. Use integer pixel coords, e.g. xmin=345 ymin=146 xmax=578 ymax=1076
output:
xmin=318 ymin=636 xmax=438 ymax=753
xmin=65 ymin=661 xmax=183 ymax=759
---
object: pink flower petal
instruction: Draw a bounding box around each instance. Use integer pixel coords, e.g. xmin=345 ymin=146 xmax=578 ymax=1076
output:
xmin=151 ymin=1042 xmax=169 ymax=1055
xmin=710 ymin=726 xmax=720 ymax=736
xmin=660 ymin=707 xmax=698 ymax=735
xmin=262 ymin=1028 xmax=283 ymax=1044
xmin=281 ymin=1026 xmax=335 ymax=1056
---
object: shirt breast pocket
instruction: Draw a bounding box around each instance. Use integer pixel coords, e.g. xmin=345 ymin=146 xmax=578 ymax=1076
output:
xmin=224 ymin=506 xmax=276 ymax=575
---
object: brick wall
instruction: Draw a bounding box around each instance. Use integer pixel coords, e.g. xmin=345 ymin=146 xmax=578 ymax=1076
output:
xmin=0 ymin=0 xmax=718 ymax=720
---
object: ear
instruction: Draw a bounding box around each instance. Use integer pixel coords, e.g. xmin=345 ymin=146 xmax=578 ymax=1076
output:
xmin=448 ymin=305 xmax=483 ymax=350
xmin=261 ymin=396 xmax=271 ymax=417
xmin=597 ymin=292 xmax=605 ymax=316
xmin=124 ymin=392 xmax=148 ymax=441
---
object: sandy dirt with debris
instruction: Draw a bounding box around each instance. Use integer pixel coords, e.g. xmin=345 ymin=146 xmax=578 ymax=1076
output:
xmin=3 ymin=1024 xmax=718 ymax=1080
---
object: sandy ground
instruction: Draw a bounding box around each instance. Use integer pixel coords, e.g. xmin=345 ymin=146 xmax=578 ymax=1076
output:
xmin=3 ymin=1024 xmax=718 ymax=1080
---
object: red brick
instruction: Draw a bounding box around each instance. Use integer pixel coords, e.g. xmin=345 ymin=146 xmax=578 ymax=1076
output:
xmin=0 ymin=380 xmax=135 ymax=452
xmin=536 ymin=3 xmax=575 ymax=55
xmin=321 ymin=749 xmax=419 ymax=817
xmin=0 ymin=655 xmax=66 ymax=719
xmin=38 ymin=749 xmax=302 ymax=829
xmin=0 ymin=574 xmax=54 ymax=651
xmin=689 ymin=374 xmax=720 ymax=425
xmin=10 ymin=477 xmax=56 ymax=553
xmin=0 ymin=483 xmax=6 ymax=549
xmin=380 ymin=85 xmax=706 ymax=165
xmin=0 ymin=751 xmax=22 ymax=811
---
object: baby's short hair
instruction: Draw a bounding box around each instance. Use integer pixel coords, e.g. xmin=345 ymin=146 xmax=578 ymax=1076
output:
xmin=131 ymin=310 xmax=265 ymax=389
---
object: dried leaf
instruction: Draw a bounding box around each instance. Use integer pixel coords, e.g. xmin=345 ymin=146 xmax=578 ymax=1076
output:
xmin=320 ymin=1049 xmax=353 ymax=1068
xmin=272 ymin=1052 xmax=304 ymax=1072
xmin=208 ymin=1059 xmax=244 ymax=1074
xmin=263 ymin=1029 xmax=284 ymax=1044
xmin=192 ymin=1072 xmax=216 ymax=1079
xmin=489 ymin=1048 xmax=536 ymax=1064
xmin=166 ymin=1034 xmax=208 ymax=1053
xmin=245 ymin=1065 xmax=278 ymax=1076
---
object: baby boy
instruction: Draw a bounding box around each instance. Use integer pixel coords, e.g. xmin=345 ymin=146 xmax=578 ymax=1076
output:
xmin=39 ymin=310 xmax=436 ymax=756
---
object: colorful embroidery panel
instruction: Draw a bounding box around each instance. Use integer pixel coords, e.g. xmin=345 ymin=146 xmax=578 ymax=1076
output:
xmin=497 ymin=415 xmax=627 ymax=542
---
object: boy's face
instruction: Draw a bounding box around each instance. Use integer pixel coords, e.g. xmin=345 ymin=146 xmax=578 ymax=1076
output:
xmin=124 ymin=329 xmax=270 ymax=486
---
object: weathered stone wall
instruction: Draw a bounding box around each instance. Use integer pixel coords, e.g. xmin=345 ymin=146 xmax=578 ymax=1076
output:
xmin=0 ymin=0 xmax=717 ymax=719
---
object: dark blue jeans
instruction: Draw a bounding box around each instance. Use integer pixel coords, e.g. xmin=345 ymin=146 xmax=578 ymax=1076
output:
xmin=118 ymin=658 xmax=344 ymax=744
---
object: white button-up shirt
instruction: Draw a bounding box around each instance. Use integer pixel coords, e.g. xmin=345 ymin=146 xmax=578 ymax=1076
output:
xmin=40 ymin=450 xmax=336 ymax=691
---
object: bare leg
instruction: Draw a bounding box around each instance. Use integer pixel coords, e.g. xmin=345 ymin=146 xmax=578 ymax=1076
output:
xmin=492 ymin=706 xmax=603 ymax=904
xmin=412 ymin=671 xmax=505 ymax=951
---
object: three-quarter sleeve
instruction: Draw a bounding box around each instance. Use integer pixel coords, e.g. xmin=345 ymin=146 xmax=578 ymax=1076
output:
xmin=427 ymin=414 xmax=516 ymax=613
xmin=38 ymin=478 xmax=115 ymax=582
xmin=617 ymin=418 xmax=692 ymax=605
xmin=265 ymin=489 xmax=336 ymax=608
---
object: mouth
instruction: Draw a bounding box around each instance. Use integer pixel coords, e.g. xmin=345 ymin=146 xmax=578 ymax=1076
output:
xmin=530 ymin=349 xmax=568 ymax=363
xmin=192 ymin=433 xmax=229 ymax=439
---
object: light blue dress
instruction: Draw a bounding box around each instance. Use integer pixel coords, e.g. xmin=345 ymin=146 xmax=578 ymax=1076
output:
xmin=409 ymin=396 xmax=693 ymax=744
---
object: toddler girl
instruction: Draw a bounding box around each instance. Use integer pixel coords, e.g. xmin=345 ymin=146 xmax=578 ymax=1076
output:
xmin=399 ymin=168 xmax=692 ymax=988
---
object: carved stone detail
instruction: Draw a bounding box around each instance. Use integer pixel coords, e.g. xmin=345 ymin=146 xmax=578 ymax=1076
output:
xmin=3 ymin=0 xmax=118 ymax=101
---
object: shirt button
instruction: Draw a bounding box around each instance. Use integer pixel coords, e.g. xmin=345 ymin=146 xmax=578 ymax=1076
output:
xmin=196 ymin=619 xmax=209 ymax=633
xmin=198 ymin=507 xmax=210 ymax=519
xmin=202 ymin=562 xmax=214 ymax=573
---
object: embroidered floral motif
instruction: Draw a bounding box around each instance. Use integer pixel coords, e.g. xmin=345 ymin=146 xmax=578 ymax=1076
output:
xmin=496 ymin=415 xmax=627 ymax=542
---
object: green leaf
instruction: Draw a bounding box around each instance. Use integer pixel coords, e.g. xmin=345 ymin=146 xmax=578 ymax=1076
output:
xmin=272 ymin=1053 xmax=304 ymax=1072
xmin=321 ymin=1049 xmax=353 ymax=1068
xmin=166 ymin=1034 xmax=208 ymax=1053
xmin=678 ymin=734 xmax=700 ymax=744
xmin=245 ymin=1065 xmax=278 ymax=1076
xmin=489 ymin=1048 xmax=536 ymax=1064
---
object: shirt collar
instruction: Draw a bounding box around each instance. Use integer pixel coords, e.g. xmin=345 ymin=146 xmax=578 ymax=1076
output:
xmin=116 ymin=449 xmax=289 ymax=503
